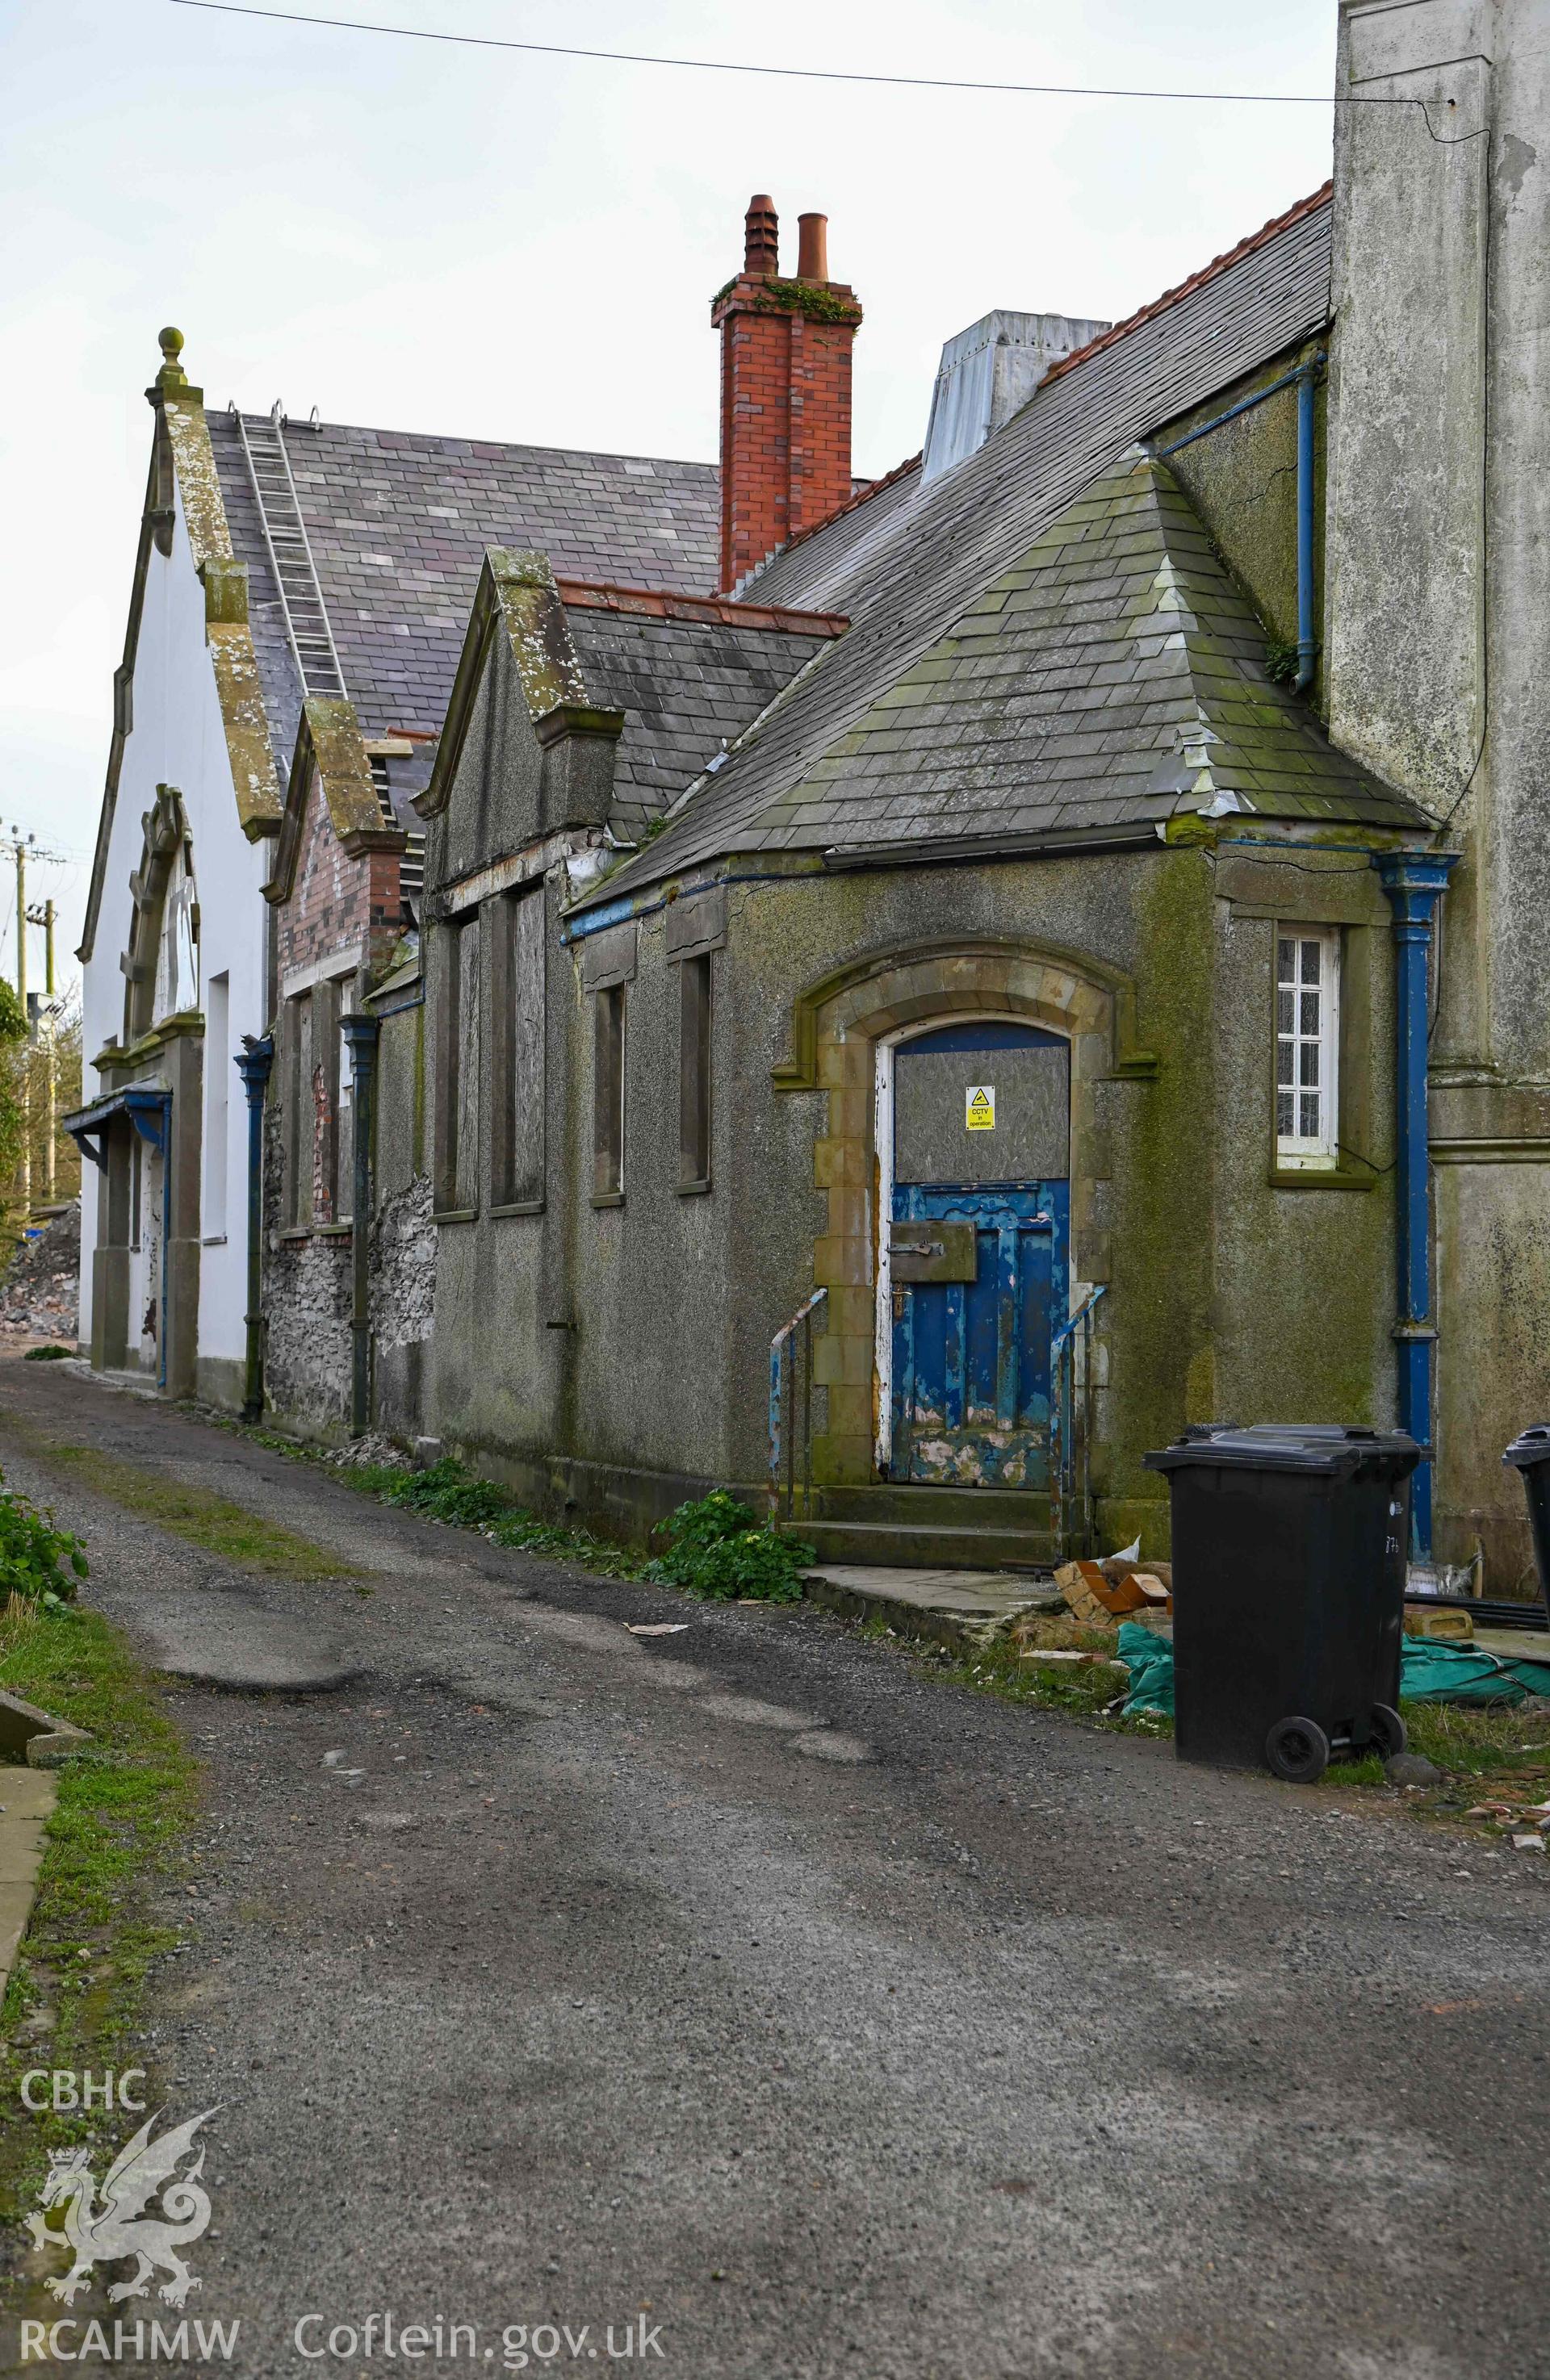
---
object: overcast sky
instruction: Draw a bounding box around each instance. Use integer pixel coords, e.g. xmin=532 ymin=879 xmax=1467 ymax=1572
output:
xmin=1 ymin=0 xmax=1338 ymax=977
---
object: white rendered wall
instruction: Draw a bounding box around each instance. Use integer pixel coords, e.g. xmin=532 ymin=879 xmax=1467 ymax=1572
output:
xmin=79 ymin=477 xmax=272 ymax=1375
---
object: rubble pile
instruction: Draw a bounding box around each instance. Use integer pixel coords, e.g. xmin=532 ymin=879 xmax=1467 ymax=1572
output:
xmin=0 ymin=1203 xmax=80 ymax=1344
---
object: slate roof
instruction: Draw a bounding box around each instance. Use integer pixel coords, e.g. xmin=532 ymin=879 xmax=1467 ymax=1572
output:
xmin=768 ymin=454 xmax=1418 ymax=855
xmin=561 ymin=597 xmax=840 ymax=845
xmin=207 ymin=413 xmax=720 ymax=772
xmin=581 ymin=183 xmax=1422 ymax=907
xmin=749 ymin=453 xmax=926 ymax=612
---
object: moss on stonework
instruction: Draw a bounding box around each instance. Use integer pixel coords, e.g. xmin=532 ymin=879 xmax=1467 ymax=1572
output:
xmin=1111 ymin=848 xmax=1220 ymax=1509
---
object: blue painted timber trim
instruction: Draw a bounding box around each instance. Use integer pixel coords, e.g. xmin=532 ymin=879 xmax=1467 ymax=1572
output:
xmin=1373 ymin=851 xmax=1459 ymax=1555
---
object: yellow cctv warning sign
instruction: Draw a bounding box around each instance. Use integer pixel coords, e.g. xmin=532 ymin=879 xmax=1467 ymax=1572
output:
xmin=966 ymin=1084 xmax=995 ymax=1131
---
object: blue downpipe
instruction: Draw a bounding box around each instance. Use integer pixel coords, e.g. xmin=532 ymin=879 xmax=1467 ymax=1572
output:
xmin=235 ymin=1035 xmax=274 ymax=1423
xmin=1294 ymin=362 xmax=1318 ymax=690
xmin=1373 ymin=855 xmax=1459 ymax=1555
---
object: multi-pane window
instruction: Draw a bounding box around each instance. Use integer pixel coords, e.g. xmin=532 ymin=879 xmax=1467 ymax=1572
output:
xmin=1276 ymin=926 xmax=1340 ymax=1166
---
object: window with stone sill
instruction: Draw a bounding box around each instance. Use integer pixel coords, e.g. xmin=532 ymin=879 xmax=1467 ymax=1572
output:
xmin=1276 ymin=925 xmax=1340 ymax=1167
xmin=678 ymin=952 xmax=713 ymax=1190
xmin=593 ymin=983 xmax=626 ymax=1202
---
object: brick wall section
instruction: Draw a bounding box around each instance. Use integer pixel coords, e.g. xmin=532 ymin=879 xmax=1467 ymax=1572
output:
xmin=277 ymin=772 xmax=403 ymax=983
xmin=714 ymin=278 xmax=861 ymax=592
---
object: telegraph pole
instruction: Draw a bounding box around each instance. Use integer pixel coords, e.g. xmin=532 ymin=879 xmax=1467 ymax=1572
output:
xmin=40 ymin=901 xmax=56 ymax=1200
xmin=14 ymin=834 xmax=27 ymax=1212
xmin=2 ymin=832 xmax=67 ymax=1217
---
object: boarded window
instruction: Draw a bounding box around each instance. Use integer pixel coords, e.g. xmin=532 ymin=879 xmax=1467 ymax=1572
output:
xmin=593 ymin=984 xmax=626 ymax=1202
xmin=336 ymin=993 xmax=355 ymax=1226
xmin=1275 ymin=926 xmax=1340 ymax=1166
xmin=283 ymin=990 xmax=311 ymax=1227
xmin=433 ymin=916 xmax=482 ymax=1214
xmin=309 ymin=979 xmax=341 ymax=1224
xmin=492 ymin=888 xmax=545 ymax=1208
xmin=679 ymin=952 xmax=712 ymax=1190
xmin=894 ymin=1022 xmax=1069 ymax=1186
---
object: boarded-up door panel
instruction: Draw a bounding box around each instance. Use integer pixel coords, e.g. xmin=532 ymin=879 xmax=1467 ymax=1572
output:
xmin=889 ymin=1023 xmax=1069 ymax=1487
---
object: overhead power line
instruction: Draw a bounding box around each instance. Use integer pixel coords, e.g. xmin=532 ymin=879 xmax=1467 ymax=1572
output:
xmin=166 ymin=0 xmax=1468 ymax=120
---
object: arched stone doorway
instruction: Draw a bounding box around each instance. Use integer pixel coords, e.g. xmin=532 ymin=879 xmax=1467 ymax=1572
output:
xmin=778 ymin=936 xmax=1144 ymax=1493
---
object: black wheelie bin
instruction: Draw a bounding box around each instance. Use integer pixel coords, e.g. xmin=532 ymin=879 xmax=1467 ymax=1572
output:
xmin=1502 ymin=1425 xmax=1550 ymax=1627
xmin=1143 ymin=1424 xmax=1422 ymax=1783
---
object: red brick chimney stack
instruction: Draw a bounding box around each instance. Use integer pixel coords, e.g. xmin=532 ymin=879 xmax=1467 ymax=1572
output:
xmin=713 ymin=195 xmax=862 ymax=593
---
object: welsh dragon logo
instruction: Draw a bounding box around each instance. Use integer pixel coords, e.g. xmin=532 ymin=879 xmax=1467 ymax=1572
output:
xmin=25 ymin=2106 xmax=217 ymax=2307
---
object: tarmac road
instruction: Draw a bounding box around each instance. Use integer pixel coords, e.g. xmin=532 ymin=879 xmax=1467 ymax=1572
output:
xmin=2 ymin=1358 xmax=1547 ymax=2379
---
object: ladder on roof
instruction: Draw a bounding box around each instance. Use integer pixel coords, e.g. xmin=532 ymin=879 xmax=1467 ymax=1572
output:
xmin=234 ymin=403 xmax=425 ymax=909
xmin=232 ymin=403 xmax=349 ymax=701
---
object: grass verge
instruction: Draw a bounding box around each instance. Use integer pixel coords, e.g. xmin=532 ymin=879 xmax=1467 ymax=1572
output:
xmin=0 ymin=1595 xmax=199 ymax=2238
xmin=34 ymin=1443 xmax=366 ymax=1579
xmin=861 ymin=1616 xmax=1170 ymax=1737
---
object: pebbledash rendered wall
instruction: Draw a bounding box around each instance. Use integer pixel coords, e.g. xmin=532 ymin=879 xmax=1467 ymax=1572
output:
xmin=421 ymin=846 xmax=1403 ymax=1556
xmin=1326 ymin=0 xmax=1550 ymax=1587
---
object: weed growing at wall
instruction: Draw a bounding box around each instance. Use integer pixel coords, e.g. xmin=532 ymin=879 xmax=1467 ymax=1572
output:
xmin=336 ymin=1456 xmax=653 ymax=1577
xmin=644 ymin=1492 xmax=815 ymax=1603
xmin=375 ymin=1458 xmax=510 ymax=1529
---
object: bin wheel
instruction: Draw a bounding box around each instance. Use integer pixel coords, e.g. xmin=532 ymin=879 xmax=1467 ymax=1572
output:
xmin=1265 ymin=1716 xmax=1331 ymax=1784
xmin=1368 ymin=1703 xmax=1406 ymax=1760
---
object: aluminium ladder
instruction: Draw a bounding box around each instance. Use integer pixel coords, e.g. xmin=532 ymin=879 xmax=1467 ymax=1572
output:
xmin=232 ymin=404 xmax=425 ymax=899
xmin=231 ymin=402 xmax=349 ymax=701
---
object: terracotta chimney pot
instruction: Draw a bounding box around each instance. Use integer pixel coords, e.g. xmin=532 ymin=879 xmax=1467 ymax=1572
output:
xmin=796 ymin=213 xmax=828 ymax=283
xmin=744 ymin=194 xmax=779 ymax=278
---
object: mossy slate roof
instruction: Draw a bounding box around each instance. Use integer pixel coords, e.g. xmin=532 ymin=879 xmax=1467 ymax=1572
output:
xmin=563 ymin=608 xmax=836 ymax=845
xmin=753 ymin=454 xmax=1414 ymax=852
xmin=586 ymin=188 xmax=1422 ymax=908
xmin=207 ymin=414 xmax=719 ymax=771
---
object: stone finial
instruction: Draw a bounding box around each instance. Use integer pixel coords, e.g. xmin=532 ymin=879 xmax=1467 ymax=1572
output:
xmin=156 ymin=326 xmax=187 ymax=390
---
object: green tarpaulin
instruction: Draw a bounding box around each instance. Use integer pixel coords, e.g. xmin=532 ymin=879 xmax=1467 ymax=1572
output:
xmin=1116 ymin=1628 xmax=1550 ymax=1720
xmin=1116 ymin=1622 xmax=1175 ymax=1716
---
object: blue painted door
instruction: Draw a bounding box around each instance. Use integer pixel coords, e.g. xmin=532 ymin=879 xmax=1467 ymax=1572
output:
xmin=889 ymin=1023 xmax=1069 ymax=1487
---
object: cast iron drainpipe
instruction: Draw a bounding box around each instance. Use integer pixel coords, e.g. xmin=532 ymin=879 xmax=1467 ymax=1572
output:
xmin=234 ymin=1036 xmax=274 ymax=1424
xmin=1373 ymin=852 xmax=1459 ymax=1558
xmin=1154 ymin=350 xmax=1325 ymax=689
xmin=340 ymin=1013 xmax=379 ymax=1438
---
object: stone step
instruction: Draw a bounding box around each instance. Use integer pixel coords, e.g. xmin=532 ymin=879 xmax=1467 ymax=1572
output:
xmin=799 ymin=1562 xmax=1060 ymax=1653
xmin=802 ymin=1483 xmax=1054 ymax=1529
xmin=784 ymin=1518 xmax=1057 ymax=1572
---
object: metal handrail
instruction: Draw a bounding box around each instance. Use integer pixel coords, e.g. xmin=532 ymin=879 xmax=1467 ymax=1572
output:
xmin=1050 ymin=1284 xmax=1107 ymax=1557
xmin=769 ymin=1288 xmax=827 ymax=1525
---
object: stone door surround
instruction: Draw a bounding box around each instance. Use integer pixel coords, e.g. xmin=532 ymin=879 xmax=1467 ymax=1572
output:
xmin=775 ymin=935 xmax=1149 ymax=1484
